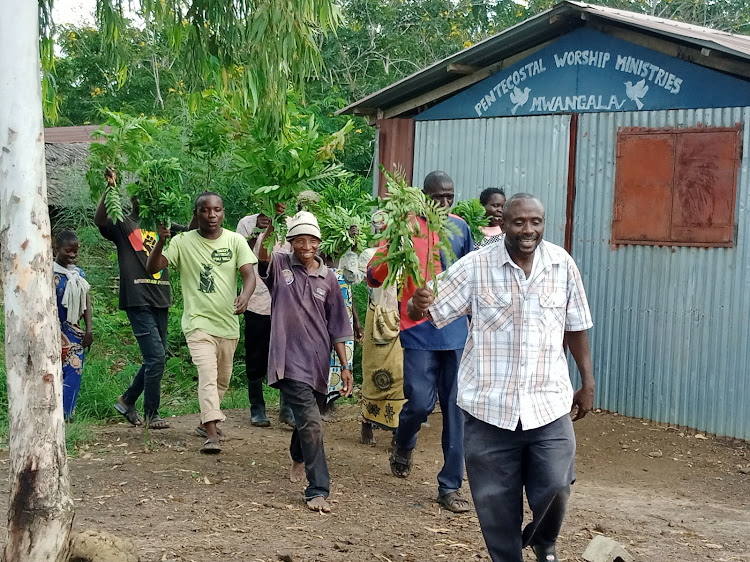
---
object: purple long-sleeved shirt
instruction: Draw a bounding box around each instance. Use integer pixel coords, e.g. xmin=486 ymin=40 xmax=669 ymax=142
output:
xmin=261 ymin=252 xmax=353 ymax=394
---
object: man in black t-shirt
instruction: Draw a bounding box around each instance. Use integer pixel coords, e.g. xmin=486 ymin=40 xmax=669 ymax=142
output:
xmin=95 ymin=169 xmax=176 ymax=429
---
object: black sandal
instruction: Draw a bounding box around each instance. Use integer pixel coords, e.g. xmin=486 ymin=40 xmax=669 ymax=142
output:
xmin=144 ymin=416 xmax=170 ymax=430
xmin=437 ymin=491 xmax=471 ymax=513
xmin=390 ymin=447 xmax=413 ymax=478
xmin=113 ymin=398 xmax=143 ymax=426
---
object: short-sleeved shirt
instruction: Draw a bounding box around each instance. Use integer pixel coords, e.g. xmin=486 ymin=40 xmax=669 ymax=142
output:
xmin=98 ymin=217 xmax=171 ymax=309
xmin=236 ymin=214 xmax=290 ymax=316
xmin=428 ymin=239 xmax=593 ymax=431
xmin=261 ymin=252 xmax=353 ymax=394
xmin=367 ymin=214 xmax=474 ymax=350
xmin=163 ymin=229 xmax=257 ymax=339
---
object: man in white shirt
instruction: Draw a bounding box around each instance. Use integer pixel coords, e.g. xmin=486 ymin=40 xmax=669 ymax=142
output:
xmin=407 ymin=193 xmax=594 ymax=562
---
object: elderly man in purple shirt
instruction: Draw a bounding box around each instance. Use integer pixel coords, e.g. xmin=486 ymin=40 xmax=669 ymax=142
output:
xmin=257 ymin=210 xmax=353 ymax=513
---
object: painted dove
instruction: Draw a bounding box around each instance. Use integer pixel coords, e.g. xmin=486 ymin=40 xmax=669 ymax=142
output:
xmin=510 ymin=86 xmax=531 ymax=114
xmin=624 ymin=79 xmax=649 ymax=110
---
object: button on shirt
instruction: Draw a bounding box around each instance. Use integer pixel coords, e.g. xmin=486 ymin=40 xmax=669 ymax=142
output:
xmin=428 ymin=239 xmax=593 ymax=431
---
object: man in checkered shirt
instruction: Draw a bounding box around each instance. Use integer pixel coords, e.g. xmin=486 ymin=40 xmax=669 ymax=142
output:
xmin=408 ymin=193 xmax=595 ymax=562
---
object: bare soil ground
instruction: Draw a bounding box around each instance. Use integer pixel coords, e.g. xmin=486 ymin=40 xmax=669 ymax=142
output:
xmin=2 ymin=406 xmax=749 ymax=562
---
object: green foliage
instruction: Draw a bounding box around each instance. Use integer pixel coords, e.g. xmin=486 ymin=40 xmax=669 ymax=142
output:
xmin=49 ymin=23 xmax=183 ymax=126
xmin=316 ymin=176 xmax=374 ymax=217
xmin=87 ymin=0 xmax=341 ymax=137
xmin=86 ymin=110 xmax=162 ymax=221
xmin=233 ymin=112 xmax=355 ymax=246
xmin=314 ymin=0 xmax=530 ymax=101
xmin=371 ymin=169 xmax=458 ymax=298
xmin=131 ymin=158 xmax=190 ymax=230
xmin=452 ymin=198 xmax=489 ymax=243
xmin=318 ymin=206 xmax=370 ymax=260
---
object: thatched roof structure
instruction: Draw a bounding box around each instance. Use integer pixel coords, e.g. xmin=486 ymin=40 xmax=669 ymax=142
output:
xmin=45 ymin=142 xmax=90 ymax=207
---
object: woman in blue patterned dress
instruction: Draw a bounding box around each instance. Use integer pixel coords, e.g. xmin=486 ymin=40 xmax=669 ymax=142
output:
xmin=54 ymin=230 xmax=93 ymax=421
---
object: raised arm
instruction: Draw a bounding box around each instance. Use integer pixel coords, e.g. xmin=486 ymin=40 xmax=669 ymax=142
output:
xmin=94 ymin=168 xmax=117 ymax=226
xmin=146 ymin=225 xmax=170 ymax=274
xmin=257 ymin=203 xmax=286 ymax=270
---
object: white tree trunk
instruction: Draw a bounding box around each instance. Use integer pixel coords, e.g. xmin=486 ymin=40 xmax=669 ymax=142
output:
xmin=0 ymin=3 xmax=75 ymax=561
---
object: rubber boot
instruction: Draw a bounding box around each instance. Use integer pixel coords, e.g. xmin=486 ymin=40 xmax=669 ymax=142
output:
xmin=278 ymin=391 xmax=295 ymax=428
xmin=248 ymin=379 xmax=270 ymax=427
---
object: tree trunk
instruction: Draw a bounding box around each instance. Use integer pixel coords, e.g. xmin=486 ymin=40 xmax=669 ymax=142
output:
xmin=0 ymin=3 xmax=75 ymax=561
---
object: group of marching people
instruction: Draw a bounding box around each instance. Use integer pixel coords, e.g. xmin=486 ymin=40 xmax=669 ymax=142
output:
xmin=54 ymin=166 xmax=595 ymax=562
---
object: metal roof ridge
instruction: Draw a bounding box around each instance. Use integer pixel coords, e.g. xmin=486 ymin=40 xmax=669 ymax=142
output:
xmin=569 ymin=0 xmax=750 ymax=40
xmin=338 ymin=0 xmax=750 ymax=115
xmin=335 ymin=4 xmax=563 ymax=115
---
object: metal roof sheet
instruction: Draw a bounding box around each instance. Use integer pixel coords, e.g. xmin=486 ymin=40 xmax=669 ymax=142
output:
xmin=339 ymin=1 xmax=750 ymax=116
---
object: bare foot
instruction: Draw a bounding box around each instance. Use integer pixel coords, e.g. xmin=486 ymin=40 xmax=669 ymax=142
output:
xmin=289 ymin=461 xmax=305 ymax=483
xmin=360 ymin=422 xmax=376 ymax=445
xmin=306 ymin=496 xmax=331 ymax=513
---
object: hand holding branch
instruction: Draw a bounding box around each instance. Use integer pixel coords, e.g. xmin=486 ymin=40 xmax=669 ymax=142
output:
xmin=407 ymin=287 xmax=435 ymax=322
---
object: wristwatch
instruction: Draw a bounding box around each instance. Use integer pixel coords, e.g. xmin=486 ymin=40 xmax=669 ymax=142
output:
xmin=341 ymin=364 xmax=351 ymax=371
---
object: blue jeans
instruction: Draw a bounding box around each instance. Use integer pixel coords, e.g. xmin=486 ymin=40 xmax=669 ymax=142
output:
xmin=121 ymin=306 xmax=168 ymax=419
xmin=277 ymin=378 xmax=329 ymax=500
xmin=464 ymin=413 xmax=576 ymax=562
xmin=394 ymin=348 xmax=464 ymax=497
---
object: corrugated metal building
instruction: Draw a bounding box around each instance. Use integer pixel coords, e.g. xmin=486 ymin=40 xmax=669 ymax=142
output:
xmin=340 ymin=1 xmax=750 ymax=439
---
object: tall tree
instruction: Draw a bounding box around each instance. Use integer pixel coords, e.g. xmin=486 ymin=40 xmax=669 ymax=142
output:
xmin=314 ymin=0 xmax=528 ymax=100
xmin=0 ymin=1 xmax=340 ymax=560
xmin=52 ymin=23 xmax=183 ymax=126
xmin=0 ymin=1 xmax=75 ymax=559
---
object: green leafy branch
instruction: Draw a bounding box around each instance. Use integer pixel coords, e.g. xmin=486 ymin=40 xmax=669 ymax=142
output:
xmin=452 ymin=198 xmax=489 ymax=243
xmin=371 ymin=169 xmax=458 ymax=298
xmin=85 ymin=109 xmax=161 ymax=222
xmin=318 ymin=206 xmax=370 ymax=260
xmin=233 ymin=112 xmax=355 ymax=248
xmin=129 ymin=158 xmax=189 ymax=231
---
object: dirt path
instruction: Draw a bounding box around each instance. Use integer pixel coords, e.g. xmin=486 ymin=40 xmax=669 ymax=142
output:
xmin=1 ymin=407 xmax=748 ymax=561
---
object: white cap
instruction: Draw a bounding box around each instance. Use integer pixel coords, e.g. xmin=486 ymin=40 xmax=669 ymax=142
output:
xmin=286 ymin=211 xmax=322 ymax=241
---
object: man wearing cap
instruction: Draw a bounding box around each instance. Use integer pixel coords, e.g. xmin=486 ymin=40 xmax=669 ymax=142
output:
xmin=257 ymin=210 xmax=354 ymax=513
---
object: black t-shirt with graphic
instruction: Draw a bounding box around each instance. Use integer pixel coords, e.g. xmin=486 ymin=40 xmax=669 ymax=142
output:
xmin=99 ymin=216 xmax=171 ymax=309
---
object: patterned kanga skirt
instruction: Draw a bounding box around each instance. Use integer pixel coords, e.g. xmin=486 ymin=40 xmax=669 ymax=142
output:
xmin=360 ymin=303 xmax=406 ymax=430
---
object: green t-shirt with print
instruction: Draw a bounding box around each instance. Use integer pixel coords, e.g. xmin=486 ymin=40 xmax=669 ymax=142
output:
xmin=163 ymin=229 xmax=257 ymax=339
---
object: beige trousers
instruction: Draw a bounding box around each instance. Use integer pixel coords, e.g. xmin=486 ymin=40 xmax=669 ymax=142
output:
xmin=185 ymin=330 xmax=239 ymax=424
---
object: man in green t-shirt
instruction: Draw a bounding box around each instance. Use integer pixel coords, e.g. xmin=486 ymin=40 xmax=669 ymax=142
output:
xmin=147 ymin=192 xmax=257 ymax=454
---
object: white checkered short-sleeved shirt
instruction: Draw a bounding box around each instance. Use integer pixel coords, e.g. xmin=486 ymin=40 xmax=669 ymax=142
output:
xmin=429 ymin=239 xmax=593 ymax=431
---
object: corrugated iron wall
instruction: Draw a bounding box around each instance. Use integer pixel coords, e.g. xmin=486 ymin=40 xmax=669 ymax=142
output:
xmin=573 ymin=107 xmax=750 ymax=439
xmin=413 ymin=116 xmax=571 ymax=246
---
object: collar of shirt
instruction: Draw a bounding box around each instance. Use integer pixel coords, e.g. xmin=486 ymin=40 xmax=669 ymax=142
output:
xmin=498 ymin=240 xmax=562 ymax=287
xmin=289 ymin=252 xmax=328 ymax=277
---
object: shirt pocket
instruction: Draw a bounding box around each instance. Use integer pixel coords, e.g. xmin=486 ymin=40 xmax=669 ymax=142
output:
xmin=540 ymin=290 xmax=567 ymax=330
xmin=475 ymin=292 xmax=514 ymax=332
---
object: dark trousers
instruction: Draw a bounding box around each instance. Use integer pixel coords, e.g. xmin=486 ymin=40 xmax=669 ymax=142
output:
xmin=122 ymin=306 xmax=168 ymax=419
xmin=244 ymin=311 xmax=271 ymax=384
xmin=464 ymin=413 xmax=576 ymax=562
xmin=394 ymin=348 xmax=464 ymax=497
xmin=277 ymin=379 xmax=329 ymax=500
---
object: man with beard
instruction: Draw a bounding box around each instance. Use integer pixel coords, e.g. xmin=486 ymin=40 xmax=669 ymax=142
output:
xmin=407 ymin=193 xmax=595 ymax=562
